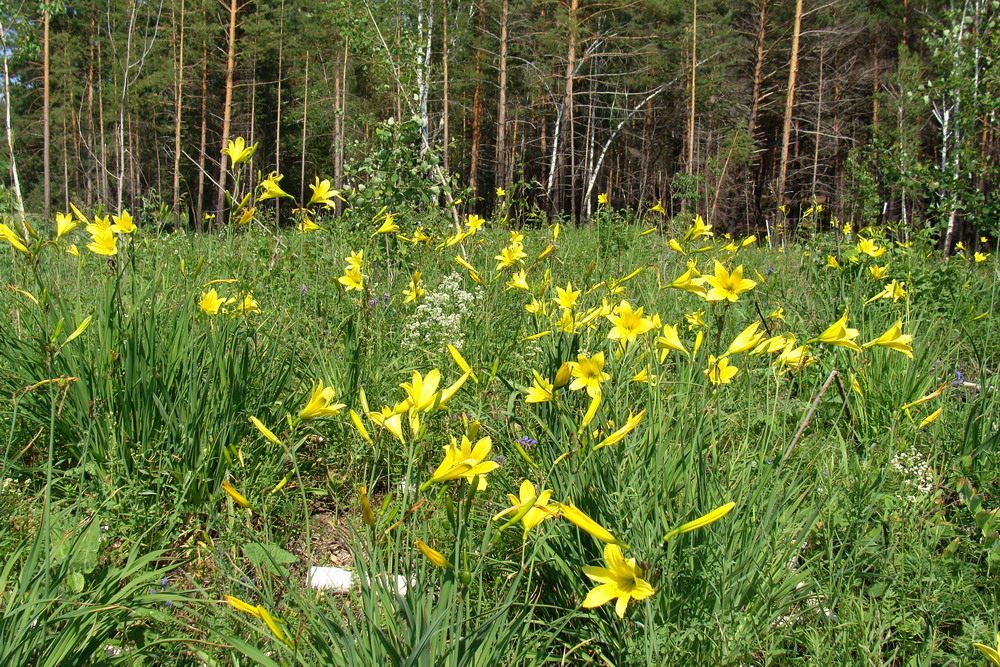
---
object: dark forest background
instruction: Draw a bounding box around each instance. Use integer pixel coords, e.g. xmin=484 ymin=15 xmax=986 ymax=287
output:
xmin=1 ymin=0 xmax=998 ymax=249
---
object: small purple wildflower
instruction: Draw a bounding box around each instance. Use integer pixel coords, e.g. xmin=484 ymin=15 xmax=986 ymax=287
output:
xmin=517 ymin=436 xmax=537 ymax=450
xmin=953 ymin=370 xmax=965 ymax=387
xmin=493 ymin=455 xmax=506 ymax=466
xmin=300 ymin=283 xmax=309 ymax=297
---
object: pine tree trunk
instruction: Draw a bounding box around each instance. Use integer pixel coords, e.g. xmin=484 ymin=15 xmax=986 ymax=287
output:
xmin=214 ymin=0 xmax=239 ymax=221
xmin=564 ymin=0 xmax=578 ymax=220
xmin=172 ymin=0 xmax=186 ymax=222
xmin=494 ymin=0 xmax=510 ymax=195
xmin=469 ymin=0 xmax=485 ymax=197
xmin=687 ymin=0 xmax=696 ymax=179
xmin=441 ymin=0 xmax=450 ymax=176
xmin=0 ymin=16 xmax=26 ymax=233
xmin=775 ymin=0 xmax=803 ymax=242
xmin=195 ymin=39 xmax=208 ymax=232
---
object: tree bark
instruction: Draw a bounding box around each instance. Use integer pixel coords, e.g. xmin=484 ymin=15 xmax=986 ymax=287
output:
xmin=172 ymin=0 xmax=186 ymax=221
xmin=215 ymin=0 xmax=240 ymax=221
xmin=775 ymin=0 xmax=803 ymax=241
xmin=687 ymin=0 xmax=696 ymax=178
xmin=494 ymin=0 xmax=510 ymax=194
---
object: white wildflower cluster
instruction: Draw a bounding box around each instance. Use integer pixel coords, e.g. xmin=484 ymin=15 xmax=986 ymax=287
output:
xmin=402 ymin=272 xmax=482 ymax=353
xmin=889 ymin=447 xmax=935 ymax=502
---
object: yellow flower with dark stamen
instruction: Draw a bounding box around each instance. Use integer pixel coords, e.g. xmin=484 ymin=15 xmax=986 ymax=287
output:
xmin=568 ymin=352 xmax=610 ymax=398
xmin=581 ymin=543 xmax=655 ymax=619
xmin=506 ymin=269 xmax=529 ymax=291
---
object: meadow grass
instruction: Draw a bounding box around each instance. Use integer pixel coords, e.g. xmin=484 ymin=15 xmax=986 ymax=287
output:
xmin=0 ymin=200 xmax=998 ymax=665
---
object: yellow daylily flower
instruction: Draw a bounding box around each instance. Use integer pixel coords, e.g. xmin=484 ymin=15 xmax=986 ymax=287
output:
xmin=808 ymin=309 xmax=862 ymax=352
xmin=856 ymin=238 xmax=887 ymax=258
xmin=506 ymin=268 xmax=529 ymax=291
xmin=974 ymin=252 xmax=989 ymax=263
xmin=66 ymin=244 xmax=79 ymax=256
xmin=593 ymin=410 xmax=645 ymax=451
xmin=581 ymin=543 xmax=655 ymax=619
xmin=606 ymin=300 xmax=656 ymax=343
xmin=400 ymin=369 xmax=442 ymax=413
xmin=415 ymin=539 xmax=452 ymax=568
xmin=554 ymin=282 xmax=581 ymax=310
xmin=973 ymin=633 xmax=1000 ymax=666
xmin=258 ymin=172 xmax=293 ymax=200
xmin=199 ymin=289 xmax=226 ymax=315
xmin=826 ymin=255 xmax=841 ymax=269
xmin=597 ymin=192 xmax=610 ymax=205
xmin=865 ymin=279 xmax=907 ymax=304
xmin=495 ymin=243 xmax=527 ymax=271
xmin=221 ymin=480 xmax=251 ymax=508
xmin=682 ymin=214 xmax=713 ymax=242
xmin=337 ymin=266 xmax=364 ymax=291
xmin=919 ymin=407 xmax=943 ymax=428
xmin=862 ymin=319 xmax=914 ymax=359
xmin=221 ymin=137 xmax=258 ymax=165
xmin=307 ymin=177 xmax=345 ymax=208
xmin=249 ymin=416 xmax=281 ymax=444
xmin=423 ymin=435 xmax=500 ymax=491
xmin=298 ymin=380 xmax=346 ymax=420
xmin=112 ymin=209 xmax=136 ymax=233
xmin=869 ymin=264 xmax=889 ymax=280
xmin=373 ymin=214 xmax=399 ymax=235
xmin=403 ymin=271 xmax=426 ymax=302
xmin=649 ymin=200 xmax=666 ymax=214
xmin=705 ymin=355 xmax=738 ymax=385
xmin=655 ymin=324 xmax=688 ymax=357
xmin=556 ymin=499 xmax=625 ymax=546
xmin=86 ymin=228 xmax=118 ymax=256
xmin=703 ymin=261 xmax=756 ymax=302
xmin=55 ymin=212 xmax=77 ymax=239
xmin=492 ymin=480 xmax=556 ymax=537
xmin=298 ymin=217 xmax=321 ymax=232
xmin=369 ymin=406 xmax=405 ymax=443
xmin=568 ymin=351 xmax=610 ymax=398
xmin=663 ymin=502 xmax=736 ymax=541
xmin=724 ymin=321 xmax=765 ymax=356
